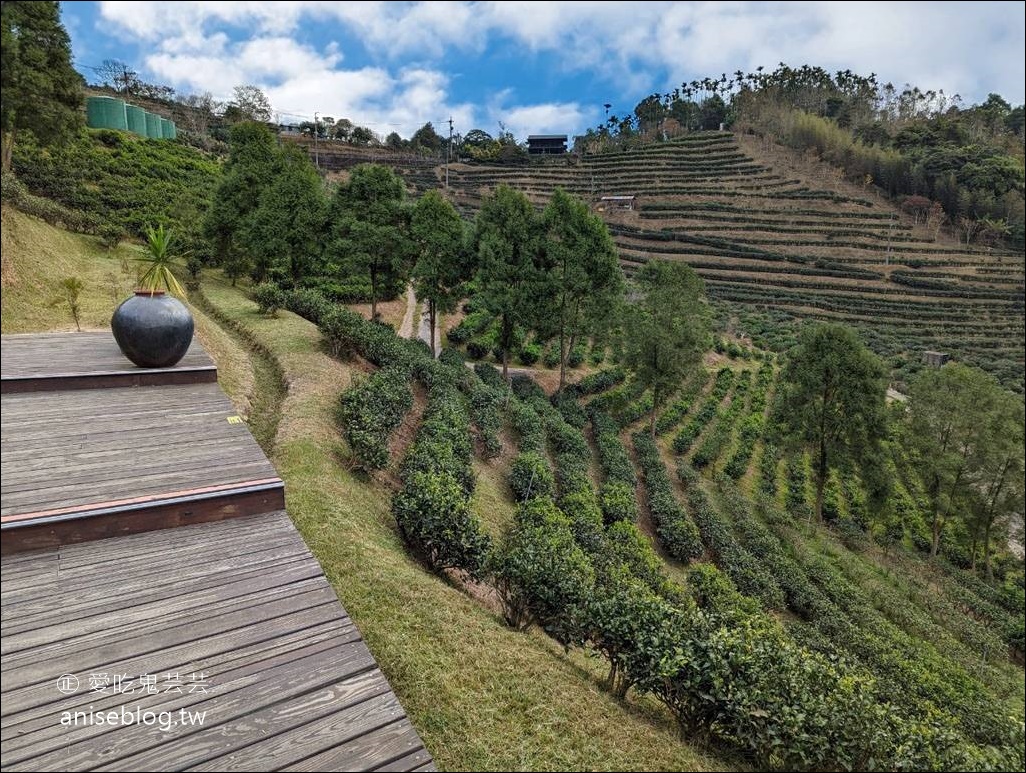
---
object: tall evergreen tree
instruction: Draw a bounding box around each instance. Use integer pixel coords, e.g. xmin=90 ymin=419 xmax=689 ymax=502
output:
xmin=474 ymin=185 xmax=545 ymax=379
xmin=239 ymin=144 xmax=326 ymax=287
xmin=622 ymin=260 xmax=709 ymax=434
xmin=970 ymin=392 xmax=1024 ymax=578
xmin=1 ymin=1 xmax=83 ymax=170
xmin=203 ymin=122 xmax=278 ymax=279
xmin=542 ymin=188 xmax=623 ymax=389
xmin=411 ymin=190 xmax=467 ymax=355
xmin=777 ymin=324 xmax=887 ymax=521
xmin=328 ymin=164 xmax=412 ymax=320
xmin=906 ymin=362 xmax=1023 ymax=561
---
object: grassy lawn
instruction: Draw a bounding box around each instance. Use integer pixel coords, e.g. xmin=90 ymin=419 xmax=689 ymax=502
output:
xmin=0 ymin=207 xmax=739 ymax=769
xmin=196 ymin=270 xmax=735 ymax=771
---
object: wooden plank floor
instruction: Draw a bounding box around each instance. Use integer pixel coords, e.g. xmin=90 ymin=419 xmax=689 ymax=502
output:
xmin=0 ymin=333 xmax=432 ymax=770
xmin=1 ymin=332 xmax=216 ymax=392
xmin=0 ymin=511 xmax=434 ymax=772
xmin=1 ymin=383 xmax=278 ymax=520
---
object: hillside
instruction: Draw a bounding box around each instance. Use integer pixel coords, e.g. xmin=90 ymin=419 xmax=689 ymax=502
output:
xmin=4 ymin=188 xmax=1024 ymax=769
xmin=0 ymin=205 xmax=736 ymax=772
xmin=443 ymin=132 xmax=1025 ymax=389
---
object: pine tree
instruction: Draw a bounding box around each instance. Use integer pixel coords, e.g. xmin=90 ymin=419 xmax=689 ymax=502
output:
xmin=1 ymin=1 xmax=83 ymax=169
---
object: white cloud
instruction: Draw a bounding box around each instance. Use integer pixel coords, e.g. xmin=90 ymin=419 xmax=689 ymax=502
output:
xmin=490 ymin=102 xmax=590 ymax=140
xmin=97 ymin=1 xmax=1025 ymax=140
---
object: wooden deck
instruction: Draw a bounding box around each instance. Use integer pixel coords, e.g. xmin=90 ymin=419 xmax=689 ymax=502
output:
xmin=0 ymin=511 xmax=433 ymax=772
xmin=1 ymin=334 xmax=285 ymax=553
xmin=1 ymin=382 xmax=285 ymax=552
xmin=0 ymin=332 xmax=433 ymax=770
xmin=1 ymin=333 xmax=217 ymax=393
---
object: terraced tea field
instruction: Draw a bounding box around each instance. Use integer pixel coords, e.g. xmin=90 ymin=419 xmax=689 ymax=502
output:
xmin=447 ymin=132 xmax=1025 ymax=388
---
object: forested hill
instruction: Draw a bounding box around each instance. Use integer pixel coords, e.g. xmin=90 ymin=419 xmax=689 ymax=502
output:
xmin=444 ymin=130 xmax=1025 ymax=391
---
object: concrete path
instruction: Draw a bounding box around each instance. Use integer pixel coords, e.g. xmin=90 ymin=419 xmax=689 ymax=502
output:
xmin=397 ymin=285 xmax=416 ymax=339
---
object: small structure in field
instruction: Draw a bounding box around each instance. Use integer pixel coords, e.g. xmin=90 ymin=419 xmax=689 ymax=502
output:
xmin=922 ymin=350 xmax=950 ymax=368
xmin=599 ymin=195 xmax=636 ymax=211
xmin=527 ymin=134 xmax=568 ymax=155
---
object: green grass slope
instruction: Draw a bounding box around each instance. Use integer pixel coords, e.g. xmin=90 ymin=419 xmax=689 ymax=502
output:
xmin=0 ymin=205 xmax=735 ymax=772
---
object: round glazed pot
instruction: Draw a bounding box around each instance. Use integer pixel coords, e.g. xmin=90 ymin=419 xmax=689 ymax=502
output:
xmin=112 ymin=291 xmax=194 ymax=368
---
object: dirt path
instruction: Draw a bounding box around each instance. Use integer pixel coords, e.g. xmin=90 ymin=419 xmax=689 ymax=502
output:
xmin=415 ymin=300 xmax=437 ymax=352
xmin=397 ymin=284 xmax=416 ymax=339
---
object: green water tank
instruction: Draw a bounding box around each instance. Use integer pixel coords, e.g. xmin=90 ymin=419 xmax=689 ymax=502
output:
xmin=125 ymin=104 xmax=147 ymax=136
xmin=159 ymin=117 xmax=173 ymax=139
xmin=167 ymin=121 xmax=177 ymax=140
xmin=86 ymin=96 xmax=128 ymax=131
xmin=144 ymin=112 xmax=161 ymax=139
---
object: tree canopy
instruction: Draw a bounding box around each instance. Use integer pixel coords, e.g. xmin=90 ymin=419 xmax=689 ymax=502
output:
xmin=473 ymin=185 xmax=546 ymax=378
xmin=328 ymin=164 xmax=412 ymax=320
xmin=202 ymin=121 xmax=278 ymax=280
xmin=1 ymin=0 xmax=83 ymax=170
xmin=542 ymin=188 xmax=624 ymax=389
xmin=224 ymin=84 xmax=272 ymax=124
xmin=906 ymin=363 xmax=1025 ymax=565
xmin=777 ymin=323 xmax=887 ymax=521
xmin=239 ymin=144 xmax=326 ymax=287
xmin=622 ymin=260 xmax=710 ymax=434
xmin=411 ymin=190 xmax=467 ymax=355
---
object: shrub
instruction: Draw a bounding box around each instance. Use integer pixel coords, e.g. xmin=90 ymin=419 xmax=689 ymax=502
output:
xmin=673 ymin=368 xmax=735 ymax=453
xmin=509 ymin=451 xmax=555 ymax=502
xmin=336 ymin=366 xmax=413 ymax=469
xmin=12 ymin=129 xmax=217 ymax=245
xmin=1 ymin=168 xmax=102 ymax=233
xmin=491 ymin=497 xmax=595 ymax=644
xmin=558 ymin=488 xmax=606 ymax=553
xmin=567 ymin=342 xmax=587 ymax=368
xmin=677 ymin=462 xmax=785 ymax=608
xmin=470 ymin=382 xmax=505 ymax=458
xmin=591 ymin=411 xmax=637 ymax=486
xmin=565 ymin=367 xmax=627 ymax=397
xmin=598 ymin=521 xmax=669 ymax=595
xmin=393 ymin=470 xmax=490 ymax=579
xmin=466 ymin=338 xmax=490 ymax=360
xmin=446 ymin=323 xmax=472 ymax=346
xmin=318 ymin=306 xmax=367 ymax=358
xmin=97 ymin=222 xmax=126 ymax=249
xmin=518 ymin=342 xmax=541 ymax=365
xmin=632 ymin=432 xmax=704 ymax=561
xmin=285 ymin=287 xmax=333 ymax=323
xmin=253 ymin=282 xmax=285 ymax=316
xmin=543 ymin=345 xmax=561 ymax=368
xmin=552 ymin=392 xmax=588 ymax=429
xmin=600 ymin=481 xmax=638 ymax=524
xmin=509 ymin=400 xmax=545 ymax=453
xmin=586 ymin=575 xmax=671 ymax=698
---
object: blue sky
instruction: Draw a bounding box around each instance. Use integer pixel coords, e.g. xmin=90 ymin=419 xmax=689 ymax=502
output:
xmin=61 ymin=1 xmax=1026 ymax=141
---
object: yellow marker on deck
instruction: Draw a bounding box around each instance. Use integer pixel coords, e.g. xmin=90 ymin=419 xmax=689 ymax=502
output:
xmin=227 ymin=415 xmax=244 ymax=425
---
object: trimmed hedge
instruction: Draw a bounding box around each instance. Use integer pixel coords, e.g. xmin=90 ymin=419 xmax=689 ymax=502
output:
xmin=632 ymin=432 xmax=703 ymax=561
xmin=673 ymin=368 xmax=735 ymax=453
xmin=491 ymin=496 xmax=595 ymax=645
xmin=336 ymin=365 xmax=414 ymax=470
xmin=677 ymin=462 xmax=784 ymax=608
xmin=509 ymin=451 xmax=555 ymax=502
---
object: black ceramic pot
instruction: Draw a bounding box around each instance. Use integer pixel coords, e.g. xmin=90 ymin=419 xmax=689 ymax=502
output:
xmin=112 ymin=291 xmax=194 ymax=368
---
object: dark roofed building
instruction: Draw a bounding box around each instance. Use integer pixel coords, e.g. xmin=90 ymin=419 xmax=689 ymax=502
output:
xmin=527 ymin=134 xmax=568 ymax=155
xmin=922 ymin=350 xmax=950 ymax=368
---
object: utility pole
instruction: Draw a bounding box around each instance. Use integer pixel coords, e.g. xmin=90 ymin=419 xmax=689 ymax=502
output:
xmin=314 ymin=112 xmax=320 ymax=170
xmin=445 ymin=116 xmax=454 ymax=190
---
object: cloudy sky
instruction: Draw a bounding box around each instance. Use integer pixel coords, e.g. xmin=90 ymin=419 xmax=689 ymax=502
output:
xmin=61 ymin=1 xmax=1025 ymax=140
